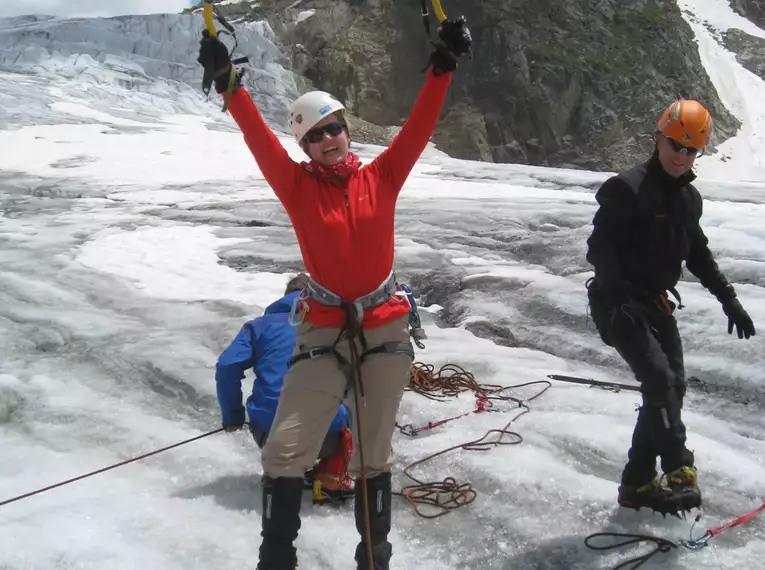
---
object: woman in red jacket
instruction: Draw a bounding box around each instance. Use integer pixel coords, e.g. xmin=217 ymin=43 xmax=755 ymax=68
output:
xmin=198 ymin=20 xmax=471 ymax=570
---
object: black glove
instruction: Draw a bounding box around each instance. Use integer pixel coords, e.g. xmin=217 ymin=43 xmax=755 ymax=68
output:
xmin=197 ymin=31 xmax=234 ymax=94
xmin=429 ymin=17 xmax=472 ymax=76
xmin=722 ymin=297 xmax=755 ymax=339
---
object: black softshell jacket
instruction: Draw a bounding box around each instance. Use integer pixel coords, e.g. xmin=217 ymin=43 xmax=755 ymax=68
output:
xmin=586 ymin=153 xmax=734 ymax=303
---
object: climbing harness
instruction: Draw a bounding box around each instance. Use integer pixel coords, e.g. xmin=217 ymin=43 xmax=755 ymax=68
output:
xmin=285 ymin=274 xmax=428 ymax=562
xmin=287 ymin=272 xmax=414 ymax=396
xmin=652 ymin=288 xmax=684 ymax=316
xmin=287 ymin=271 xmax=413 ymax=569
xmin=287 ymin=272 xmax=413 ymax=367
xmin=0 ymin=427 xmax=225 ymax=509
xmin=201 ymin=0 xmax=249 ymax=112
xmin=668 ymin=287 xmax=684 ymax=310
xmin=301 ymin=270 xmax=398 ymax=325
xmin=393 ymin=362 xmax=552 ymax=518
xmin=585 ymin=501 xmax=765 ymax=569
xmin=547 ymin=373 xmax=641 ymax=393
xmin=289 ymin=271 xmax=398 ymax=323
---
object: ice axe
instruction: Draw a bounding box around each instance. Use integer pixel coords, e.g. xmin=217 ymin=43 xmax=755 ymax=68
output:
xmin=420 ymin=0 xmax=448 ymax=35
xmin=547 ymin=374 xmax=641 ymax=393
xmin=419 ymin=0 xmax=473 ymax=71
xmin=201 ymin=0 xmax=249 ymax=112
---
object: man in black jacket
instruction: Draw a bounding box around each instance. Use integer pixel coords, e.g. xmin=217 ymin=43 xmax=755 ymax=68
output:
xmin=586 ymin=99 xmax=755 ymax=515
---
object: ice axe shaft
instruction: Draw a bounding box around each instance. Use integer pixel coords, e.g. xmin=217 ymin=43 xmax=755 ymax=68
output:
xmin=547 ymin=374 xmax=641 ymax=393
xmin=203 ymin=1 xmax=218 ymax=37
xmin=431 ymin=0 xmax=447 ymax=22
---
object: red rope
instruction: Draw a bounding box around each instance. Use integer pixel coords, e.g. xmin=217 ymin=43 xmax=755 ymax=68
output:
xmin=707 ymin=502 xmax=765 ymax=538
xmin=396 ymin=397 xmax=496 ymax=436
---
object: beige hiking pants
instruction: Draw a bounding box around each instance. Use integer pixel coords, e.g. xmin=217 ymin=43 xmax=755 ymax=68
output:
xmin=262 ymin=315 xmax=413 ymax=479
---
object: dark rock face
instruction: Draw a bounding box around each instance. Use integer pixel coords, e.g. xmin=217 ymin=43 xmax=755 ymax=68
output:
xmin=724 ymin=28 xmax=765 ymax=81
xmin=202 ymin=0 xmax=740 ymax=171
xmin=729 ymin=0 xmax=765 ymax=29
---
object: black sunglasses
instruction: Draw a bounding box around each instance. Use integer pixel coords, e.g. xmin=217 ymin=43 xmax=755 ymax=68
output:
xmin=304 ymin=122 xmax=345 ymax=144
xmin=661 ymin=134 xmax=704 ymax=158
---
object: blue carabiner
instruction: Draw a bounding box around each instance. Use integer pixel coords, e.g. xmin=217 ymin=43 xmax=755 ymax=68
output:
xmin=681 ymin=532 xmax=711 ymax=551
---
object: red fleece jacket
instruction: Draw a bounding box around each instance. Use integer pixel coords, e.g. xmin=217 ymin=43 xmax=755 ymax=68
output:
xmin=227 ymin=71 xmax=451 ymax=328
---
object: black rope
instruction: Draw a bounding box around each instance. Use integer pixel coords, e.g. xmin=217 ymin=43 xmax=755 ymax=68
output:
xmin=584 ymin=532 xmax=678 ymax=570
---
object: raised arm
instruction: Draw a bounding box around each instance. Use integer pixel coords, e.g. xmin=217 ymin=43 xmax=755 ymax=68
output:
xmin=197 ymin=33 xmax=304 ymax=209
xmin=226 ymin=89 xmax=305 ymax=207
xmin=369 ymin=72 xmax=451 ymax=191
xmin=368 ymin=17 xmax=472 ymax=193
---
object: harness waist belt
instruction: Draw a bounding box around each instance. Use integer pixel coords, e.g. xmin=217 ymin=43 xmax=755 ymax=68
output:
xmin=304 ymin=270 xmax=398 ymax=311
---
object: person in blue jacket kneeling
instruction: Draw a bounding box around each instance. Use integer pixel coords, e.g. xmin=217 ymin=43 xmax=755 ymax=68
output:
xmin=216 ymin=272 xmax=354 ymax=502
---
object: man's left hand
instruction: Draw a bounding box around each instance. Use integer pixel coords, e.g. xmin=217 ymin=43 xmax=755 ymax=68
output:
xmin=723 ymin=297 xmax=756 ymax=339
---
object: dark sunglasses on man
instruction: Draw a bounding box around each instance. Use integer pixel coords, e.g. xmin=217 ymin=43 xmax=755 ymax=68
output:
xmin=660 ymin=134 xmax=704 ymax=158
xmin=304 ymin=122 xmax=345 ymax=144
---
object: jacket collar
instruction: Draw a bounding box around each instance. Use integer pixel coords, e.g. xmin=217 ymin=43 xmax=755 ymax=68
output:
xmin=646 ymin=149 xmax=696 ymax=189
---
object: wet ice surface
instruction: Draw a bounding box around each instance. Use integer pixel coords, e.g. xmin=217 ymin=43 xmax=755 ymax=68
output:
xmin=1 ymin=5 xmax=765 ymax=569
xmin=1 ymin=126 xmax=764 ymax=569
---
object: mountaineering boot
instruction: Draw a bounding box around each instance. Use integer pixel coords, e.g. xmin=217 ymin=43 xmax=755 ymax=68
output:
xmin=618 ymin=477 xmax=677 ymax=516
xmin=665 ymin=466 xmax=702 ymax=512
xmin=354 ymin=472 xmax=393 ymax=570
xmin=313 ymin=428 xmax=354 ymax=506
xmin=256 ymin=476 xmax=304 ymax=570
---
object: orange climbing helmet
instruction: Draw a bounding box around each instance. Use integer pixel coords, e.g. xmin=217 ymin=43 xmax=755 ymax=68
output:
xmin=657 ymin=99 xmax=714 ymax=150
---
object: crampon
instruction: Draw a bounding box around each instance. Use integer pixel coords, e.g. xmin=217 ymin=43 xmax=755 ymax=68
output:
xmin=618 ymin=476 xmax=701 ymax=519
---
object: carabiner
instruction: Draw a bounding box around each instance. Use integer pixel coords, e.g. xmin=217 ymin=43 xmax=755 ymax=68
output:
xmin=681 ymin=532 xmax=711 ymax=550
xmin=288 ymin=294 xmax=309 ymax=327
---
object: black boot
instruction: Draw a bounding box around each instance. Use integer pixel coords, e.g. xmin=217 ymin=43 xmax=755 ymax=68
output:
xmin=354 ymin=472 xmax=392 ymax=570
xmin=257 ymin=476 xmax=303 ymax=570
xmin=618 ymin=477 xmax=676 ymax=515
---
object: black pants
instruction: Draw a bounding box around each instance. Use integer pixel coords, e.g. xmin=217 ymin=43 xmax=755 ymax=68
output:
xmin=589 ymin=290 xmax=694 ymax=485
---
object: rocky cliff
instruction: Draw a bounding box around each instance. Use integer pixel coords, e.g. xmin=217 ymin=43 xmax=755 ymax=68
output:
xmin=195 ymin=0 xmax=740 ymax=171
xmin=724 ymin=29 xmax=765 ymax=81
xmin=730 ymin=0 xmax=765 ymax=29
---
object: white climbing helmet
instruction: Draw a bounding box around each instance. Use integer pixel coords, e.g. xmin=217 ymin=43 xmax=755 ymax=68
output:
xmin=288 ymin=90 xmax=346 ymax=143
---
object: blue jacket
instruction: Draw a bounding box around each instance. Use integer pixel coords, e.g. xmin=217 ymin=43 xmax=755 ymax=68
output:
xmin=215 ymin=291 xmax=348 ymax=433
